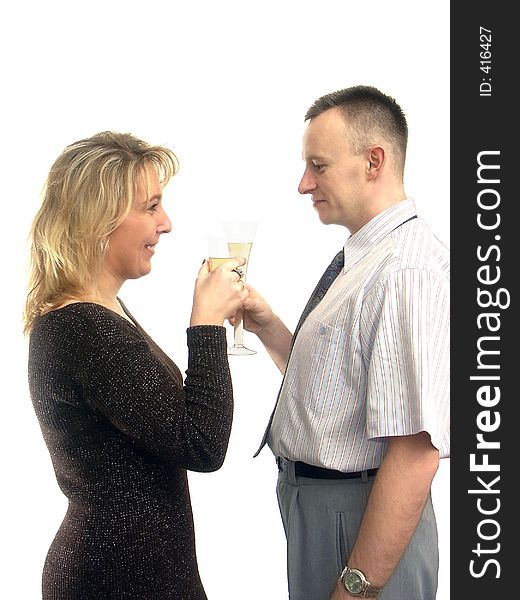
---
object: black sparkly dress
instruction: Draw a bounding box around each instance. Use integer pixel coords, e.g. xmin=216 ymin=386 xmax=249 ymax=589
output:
xmin=28 ymin=302 xmax=234 ymax=600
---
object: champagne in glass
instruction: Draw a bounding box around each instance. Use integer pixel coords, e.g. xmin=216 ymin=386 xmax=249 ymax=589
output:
xmin=207 ymin=256 xmax=230 ymax=271
xmin=206 ymin=235 xmax=230 ymax=272
xmin=223 ymin=221 xmax=259 ymax=356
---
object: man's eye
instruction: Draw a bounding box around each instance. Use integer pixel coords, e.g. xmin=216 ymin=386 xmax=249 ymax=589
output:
xmin=312 ymin=162 xmax=325 ymax=172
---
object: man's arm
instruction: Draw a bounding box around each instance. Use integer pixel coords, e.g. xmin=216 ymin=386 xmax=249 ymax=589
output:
xmin=241 ymin=285 xmax=293 ymax=373
xmin=331 ymin=431 xmax=440 ymax=599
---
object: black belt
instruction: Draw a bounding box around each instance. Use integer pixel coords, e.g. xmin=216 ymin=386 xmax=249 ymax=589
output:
xmin=277 ymin=457 xmax=378 ymax=480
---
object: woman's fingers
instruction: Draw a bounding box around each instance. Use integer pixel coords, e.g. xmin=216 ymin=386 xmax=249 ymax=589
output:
xmin=197 ymin=259 xmax=210 ymax=277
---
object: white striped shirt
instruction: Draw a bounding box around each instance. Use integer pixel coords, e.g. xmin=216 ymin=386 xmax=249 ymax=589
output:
xmin=268 ymin=199 xmax=450 ymax=471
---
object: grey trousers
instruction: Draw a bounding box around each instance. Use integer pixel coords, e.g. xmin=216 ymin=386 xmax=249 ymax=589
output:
xmin=276 ymin=459 xmax=439 ymax=600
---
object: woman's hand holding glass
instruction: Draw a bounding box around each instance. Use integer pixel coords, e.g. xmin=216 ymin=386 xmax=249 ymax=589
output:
xmin=190 ymin=257 xmax=248 ymax=327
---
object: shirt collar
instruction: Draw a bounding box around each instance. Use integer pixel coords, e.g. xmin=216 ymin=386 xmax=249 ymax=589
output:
xmin=342 ymin=198 xmax=418 ymax=271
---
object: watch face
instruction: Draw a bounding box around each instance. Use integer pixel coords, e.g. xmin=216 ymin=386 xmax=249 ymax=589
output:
xmin=345 ymin=571 xmax=364 ymax=594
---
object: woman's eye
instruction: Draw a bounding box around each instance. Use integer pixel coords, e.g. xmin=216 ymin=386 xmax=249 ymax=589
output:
xmin=148 ymin=203 xmax=158 ymax=213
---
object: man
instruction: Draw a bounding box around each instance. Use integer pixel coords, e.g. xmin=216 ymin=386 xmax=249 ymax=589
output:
xmin=243 ymin=86 xmax=449 ymax=599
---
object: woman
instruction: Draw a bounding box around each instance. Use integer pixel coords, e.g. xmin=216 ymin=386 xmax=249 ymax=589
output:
xmin=24 ymin=131 xmax=247 ymax=599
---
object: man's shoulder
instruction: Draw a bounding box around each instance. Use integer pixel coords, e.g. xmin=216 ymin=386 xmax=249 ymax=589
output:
xmin=391 ymin=218 xmax=450 ymax=273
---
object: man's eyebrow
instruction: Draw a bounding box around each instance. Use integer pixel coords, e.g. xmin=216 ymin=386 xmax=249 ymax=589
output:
xmin=304 ymin=154 xmax=328 ymax=162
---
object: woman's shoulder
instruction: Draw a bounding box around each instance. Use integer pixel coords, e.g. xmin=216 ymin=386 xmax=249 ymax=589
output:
xmin=32 ymin=302 xmax=140 ymax=348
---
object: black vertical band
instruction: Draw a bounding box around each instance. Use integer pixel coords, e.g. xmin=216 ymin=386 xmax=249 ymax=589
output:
xmin=451 ymin=3 xmax=513 ymax=596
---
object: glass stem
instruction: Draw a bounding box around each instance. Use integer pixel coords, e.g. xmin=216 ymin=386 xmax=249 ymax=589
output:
xmin=233 ymin=309 xmax=244 ymax=347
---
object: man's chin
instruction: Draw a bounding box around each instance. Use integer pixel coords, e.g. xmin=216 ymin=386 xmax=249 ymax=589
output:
xmin=314 ymin=203 xmax=335 ymax=225
xmin=316 ymin=212 xmax=335 ymax=226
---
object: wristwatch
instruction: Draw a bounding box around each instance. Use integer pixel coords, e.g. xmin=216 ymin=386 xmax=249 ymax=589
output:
xmin=340 ymin=566 xmax=383 ymax=598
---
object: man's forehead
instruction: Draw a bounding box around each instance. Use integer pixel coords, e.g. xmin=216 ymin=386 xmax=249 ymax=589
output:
xmin=302 ymin=110 xmax=349 ymax=157
xmin=302 ymin=129 xmax=334 ymax=160
xmin=302 ymin=127 xmax=331 ymax=161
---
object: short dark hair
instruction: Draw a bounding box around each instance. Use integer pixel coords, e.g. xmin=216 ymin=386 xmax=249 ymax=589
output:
xmin=305 ymin=85 xmax=408 ymax=176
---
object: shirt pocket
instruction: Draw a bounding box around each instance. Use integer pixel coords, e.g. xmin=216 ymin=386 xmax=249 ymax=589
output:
xmin=296 ymin=317 xmax=352 ymax=414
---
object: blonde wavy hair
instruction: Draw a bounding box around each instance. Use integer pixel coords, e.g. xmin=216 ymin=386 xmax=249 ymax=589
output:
xmin=24 ymin=131 xmax=179 ymax=335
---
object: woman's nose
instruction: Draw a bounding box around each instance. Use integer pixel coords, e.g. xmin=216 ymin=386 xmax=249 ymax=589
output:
xmin=157 ymin=205 xmax=172 ymax=234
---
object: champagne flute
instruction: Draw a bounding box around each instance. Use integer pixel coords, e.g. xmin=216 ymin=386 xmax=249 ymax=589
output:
xmin=206 ymin=235 xmax=231 ymax=272
xmin=222 ymin=221 xmax=259 ymax=356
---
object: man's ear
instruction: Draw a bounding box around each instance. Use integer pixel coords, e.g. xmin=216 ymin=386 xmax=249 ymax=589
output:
xmin=366 ymin=145 xmax=385 ymax=179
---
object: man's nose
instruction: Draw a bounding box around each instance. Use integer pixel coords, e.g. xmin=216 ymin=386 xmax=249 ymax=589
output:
xmin=298 ymin=168 xmax=317 ymax=195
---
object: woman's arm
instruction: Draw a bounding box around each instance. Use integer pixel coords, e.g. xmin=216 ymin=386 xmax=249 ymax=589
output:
xmin=86 ymin=323 xmax=233 ymax=472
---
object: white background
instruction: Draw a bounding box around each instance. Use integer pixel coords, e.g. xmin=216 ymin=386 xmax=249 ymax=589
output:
xmin=1 ymin=1 xmax=450 ymax=598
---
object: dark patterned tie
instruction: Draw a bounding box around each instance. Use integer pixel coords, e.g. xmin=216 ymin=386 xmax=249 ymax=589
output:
xmin=253 ymin=249 xmax=345 ymax=457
